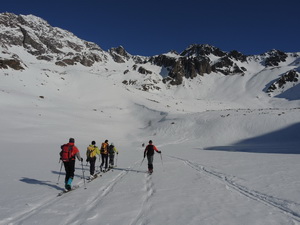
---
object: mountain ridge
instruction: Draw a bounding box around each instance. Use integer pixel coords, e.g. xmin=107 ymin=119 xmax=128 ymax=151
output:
xmin=0 ymin=12 xmax=299 ymax=99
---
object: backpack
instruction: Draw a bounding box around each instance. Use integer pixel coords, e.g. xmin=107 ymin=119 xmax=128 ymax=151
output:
xmin=101 ymin=143 xmax=107 ymax=154
xmin=108 ymin=145 xmax=114 ymax=155
xmin=86 ymin=145 xmax=95 ymax=158
xmin=60 ymin=144 xmax=73 ymax=162
xmin=146 ymin=144 xmax=154 ymax=156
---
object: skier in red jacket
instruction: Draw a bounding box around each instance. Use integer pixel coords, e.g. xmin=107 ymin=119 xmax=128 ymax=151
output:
xmin=60 ymin=138 xmax=83 ymax=190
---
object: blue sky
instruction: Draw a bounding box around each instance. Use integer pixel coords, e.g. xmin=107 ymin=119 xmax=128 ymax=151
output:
xmin=1 ymin=0 xmax=299 ymax=56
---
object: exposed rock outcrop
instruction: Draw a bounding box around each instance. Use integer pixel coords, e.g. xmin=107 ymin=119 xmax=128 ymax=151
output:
xmin=264 ymin=50 xmax=288 ymax=67
xmin=267 ymin=70 xmax=299 ymax=92
xmin=0 ymin=13 xmax=107 ymax=68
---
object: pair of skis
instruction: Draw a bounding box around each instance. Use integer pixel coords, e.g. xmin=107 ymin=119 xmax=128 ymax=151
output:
xmin=86 ymin=171 xmax=103 ymax=183
xmin=57 ymin=185 xmax=80 ymax=196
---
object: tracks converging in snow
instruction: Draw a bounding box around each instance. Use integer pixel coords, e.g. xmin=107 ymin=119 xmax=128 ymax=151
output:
xmin=2 ymin=163 xmax=134 ymax=225
xmin=3 ymin=153 xmax=300 ymax=225
xmin=167 ymin=154 xmax=300 ymax=223
xmin=129 ymin=173 xmax=155 ymax=225
xmin=64 ymin=169 xmax=130 ymax=225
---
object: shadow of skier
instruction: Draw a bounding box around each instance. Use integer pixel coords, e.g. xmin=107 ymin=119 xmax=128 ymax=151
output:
xmin=19 ymin=177 xmax=64 ymax=191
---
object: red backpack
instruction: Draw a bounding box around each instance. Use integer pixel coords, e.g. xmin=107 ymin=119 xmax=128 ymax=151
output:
xmin=60 ymin=144 xmax=73 ymax=162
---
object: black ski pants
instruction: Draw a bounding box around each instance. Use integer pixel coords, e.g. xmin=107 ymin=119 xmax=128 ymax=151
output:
xmin=109 ymin=154 xmax=115 ymax=167
xmin=101 ymin=154 xmax=108 ymax=169
xmin=63 ymin=160 xmax=75 ymax=184
xmin=147 ymin=155 xmax=154 ymax=171
xmin=89 ymin=157 xmax=96 ymax=175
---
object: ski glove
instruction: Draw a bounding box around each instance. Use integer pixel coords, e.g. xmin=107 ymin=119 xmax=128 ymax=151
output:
xmin=158 ymin=151 xmax=161 ymax=154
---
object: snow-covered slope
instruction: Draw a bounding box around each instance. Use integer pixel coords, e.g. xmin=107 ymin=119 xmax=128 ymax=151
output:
xmin=0 ymin=12 xmax=300 ymax=225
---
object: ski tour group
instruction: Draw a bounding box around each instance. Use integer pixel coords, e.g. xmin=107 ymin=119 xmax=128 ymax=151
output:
xmin=58 ymin=138 xmax=161 ymax=193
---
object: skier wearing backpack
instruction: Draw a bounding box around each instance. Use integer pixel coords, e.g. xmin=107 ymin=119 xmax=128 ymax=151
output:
xmin=100 ymin=140 xmax=109 ymax=172
xmin=108 ymin=142 xmax=118 ymax=169
xmin=86 ymin=141 xmax=100 ymax=179
xmin=144 ymin=140 xmax=161 ymax=174
xmin=60 ymin=138 xmax=83 ymax=190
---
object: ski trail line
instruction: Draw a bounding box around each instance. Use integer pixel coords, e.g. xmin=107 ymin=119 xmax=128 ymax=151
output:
xmin=64 ymin=171 xmax=128 ymax=224
xmin=129 ymin=173 xmax=155 ymax=225
xmin=3 ymin=161 xmax=138 ymax=225
xmin=65 ymin=161 xmax=142 ymax=225
xmin=1 ymin=197 xmax=58 ymax=225
xmin=167 ymin=154 xmax=300 ymax=223
xmin=0 ymin=179 xmax=85 ymax=225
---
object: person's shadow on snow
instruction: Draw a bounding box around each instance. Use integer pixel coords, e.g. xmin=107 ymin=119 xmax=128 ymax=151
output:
xmin=20 ymin=177 xmax=64 ymax=191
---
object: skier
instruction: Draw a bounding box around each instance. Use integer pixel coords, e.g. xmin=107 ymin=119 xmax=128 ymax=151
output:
xmin=144 ymin=140 xmax=161 ymax=174
xmin=86 ymin=141 xmax=100 ymax=179
xmin=100 ymin=140 xmax=109 ymax=171
xmin=108 ymin=142 xmax=119 ymax=169
xmin=60 ymin=138 xmax=83 ymax=190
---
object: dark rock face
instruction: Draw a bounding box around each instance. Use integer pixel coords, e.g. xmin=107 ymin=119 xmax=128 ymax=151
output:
xmin=152 ymin=45 xmax=248 ymax=85
xmin=167 ymin=57 xmax=211 ymax=85
xmin=138 ymin=66 xmax=152 ymax=75
xmin=264 ymin=50 xmax=288 ymax=67
xmin=228 ymin=50 xmax=247 ymax=62
xmin=149 ymin=54 xmax=177 ymax=67
xmin=108 ymin=46 xmax=145 ymax=64
xmin=109 ymin=46 xmax=130 ymax=63
xmin=0 ymin=58 xmax=24 ymax=70
xmin=180 ymin=44 xmax=226 ymax=58
xmin=0 ymin=13 xmax=105 ymax=68
xmin=267 ymin=70 xmax=299 ymax=92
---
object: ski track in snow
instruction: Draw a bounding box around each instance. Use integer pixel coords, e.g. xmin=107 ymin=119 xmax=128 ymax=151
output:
xmin=2 ymin=164 xmax=134 ymax=225
xmin=129 ymin=173 xmax=155 ymax=225
xmin=3 ymin=154 xmax=300 ymax=224
xmin=64 ymin=169 xmax=130 ymax=225
xmin=1 ymin=179 xmax=85 ymax=225
xmin=167 ymin=154 xmax=300 ymax=223
xmin=66 ymin=160 xmax=155 ymax=225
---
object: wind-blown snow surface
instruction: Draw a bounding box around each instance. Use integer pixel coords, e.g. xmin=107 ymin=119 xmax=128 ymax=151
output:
xmin=1 ymin=49 xmax=300 ymax=225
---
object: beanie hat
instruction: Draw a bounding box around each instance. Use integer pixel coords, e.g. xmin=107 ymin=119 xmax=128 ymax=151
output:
xmin=69 ymin=138 xmax=75 ymax=143
xmin=92 ymin=141 xmax=96 ymax=145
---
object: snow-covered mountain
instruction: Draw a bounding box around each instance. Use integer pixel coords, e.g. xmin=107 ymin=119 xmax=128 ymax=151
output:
xmin=1 ymin=13 xmax=300 ymax=225
xmin=1 ymin=12 xmax=299 ymax=95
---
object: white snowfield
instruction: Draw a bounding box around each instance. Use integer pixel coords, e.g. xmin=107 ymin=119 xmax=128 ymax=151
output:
xmin=0 ymin=45 xmax=300 ymax=225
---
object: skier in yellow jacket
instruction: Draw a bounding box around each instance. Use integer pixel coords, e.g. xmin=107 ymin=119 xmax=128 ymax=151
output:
xmin=86 ymin=141 xmax=100 ymax=178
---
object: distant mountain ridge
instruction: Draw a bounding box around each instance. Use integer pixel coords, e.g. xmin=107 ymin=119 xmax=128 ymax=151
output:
xmin=0 ymin=12 xmax=299 ymax=97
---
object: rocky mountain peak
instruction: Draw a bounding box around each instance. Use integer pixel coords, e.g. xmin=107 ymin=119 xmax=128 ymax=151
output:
xmin=262 ymin=49 xmax=288 ymax=67
xmin=0 ymin=12 xmax=107 ymax=67
xmin=109 ymin=46 xmax=130 ymax=63
xmin=180 ymin=44 xmax=226 ymax=58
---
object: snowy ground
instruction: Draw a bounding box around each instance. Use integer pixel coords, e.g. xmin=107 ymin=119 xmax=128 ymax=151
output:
xmin=1 ymin=56 xmax=300 ymax=225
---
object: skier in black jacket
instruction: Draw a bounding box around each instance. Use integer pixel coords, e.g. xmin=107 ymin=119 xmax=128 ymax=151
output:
xmin=144 ymin=140 xmax=161 ymax=174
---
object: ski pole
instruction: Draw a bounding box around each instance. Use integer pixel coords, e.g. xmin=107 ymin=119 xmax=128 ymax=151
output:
xmin=81 ymin=161 xmax=87 ymax=189
xmin=160 ymin=153 xmax=164 ymax=171
xmin=140 ymin=157 xmax=145 ymax=167
xmin=116 ymin=154 xmax=118 ymax=167
xmin=57 ymin=161 xmax=63 ymax=184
